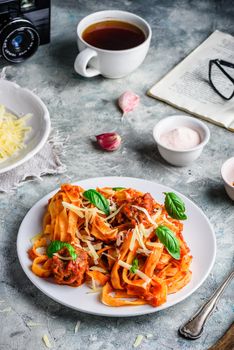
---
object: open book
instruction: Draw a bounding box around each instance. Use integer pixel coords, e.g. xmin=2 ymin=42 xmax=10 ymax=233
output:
xmin=148 ymin=30 xmax=234 ymax=131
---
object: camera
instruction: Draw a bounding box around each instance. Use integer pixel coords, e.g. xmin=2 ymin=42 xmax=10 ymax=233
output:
xmin=0 ymin=0 xmax=50 ymax=63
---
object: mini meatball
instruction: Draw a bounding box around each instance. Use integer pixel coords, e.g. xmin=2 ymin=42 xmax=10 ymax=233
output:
xmin=51 ymin=247 xmax=88 ymax=287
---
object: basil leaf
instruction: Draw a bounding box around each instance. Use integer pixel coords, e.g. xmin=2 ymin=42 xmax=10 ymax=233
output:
xmin=130 ymin=258 xmax=139 ymax=273
xmin=83 ymin=189 xmax=110 ymax=215
xmin=155 ymin=225 xmax=180 ymax=260
xmin=164 ymin=192 xmax=187 ymax=220
xmin=112 ymin=187 xmax=126 ymax=191
xmin=47 ymin=240 xmax=77 ymax=260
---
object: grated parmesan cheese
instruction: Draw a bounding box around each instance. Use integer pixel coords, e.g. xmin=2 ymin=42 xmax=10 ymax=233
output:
xmin=130 ymin=225 xmax=151 ymax=254
xmin=152 ymin=207 xmax=162 ymax=221
xmin=26 ymin=321 xmax=43 ymax=327
xmin=118 ymin=260 xmax=151 ymax=284
xmin=62 ymin=202 xmax=102 ymax=217
xmin=146 ymin=333 xmax=153 ymax=339
xmin=53 ymin=253 xmax=73 ymax=261
xmin=63 ymin=201 xmax=103 ymax=235
xmin=135 ymin=225 xmax=147 ymax=251
xmin=0 ymin=104 xmax=31 ymax=162
xmin=102 ymin=252 xmax=116 ymax=261
xmin=0 ymin=307 xmax=11 ymax=313
xmin=162 ymin=214 xmax=177 ymax=229
xmin=105 ymin=204 xmax=124 ymax=221
xmin=74 ymin=320 xmax=81 ymax=334
xmin=130 ymin=227 xmax=137 ymax=251
xmin=86 ymin=287 xmax=102 ymax=294
xmin=76 ymin=231 xmax=94 ymax=242
xmin=85 ymin=240 xmax=99 ymax=264
xmin=132 ymin=205 xmax=157 ymax=226
xmin=89 ymin=266 xmax=107 ymax=273
xmin=133 ymin=335 xmax=144 ymax=348
xmin=146 ymin=242 xmax=163 ymax=248
xmin=138 ymin=223 xmax=154 ymax=238
xmin=30 ymin=232 xmax=43 ymax=243
xmin=92 ymin=242 xmax=103 ymax=251
xmin=42 ymin=334 xmax=52 ymax=348
xmin=136 ymin=248 xmax=151 ymax=256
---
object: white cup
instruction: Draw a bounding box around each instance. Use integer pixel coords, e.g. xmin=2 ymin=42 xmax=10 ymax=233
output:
xmin=74 ymin=10 xmax=152 ymax=79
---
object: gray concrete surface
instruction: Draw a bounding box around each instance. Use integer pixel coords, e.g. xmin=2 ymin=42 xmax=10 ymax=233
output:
xmin=0 ymin=0 xmax=233 ymax=349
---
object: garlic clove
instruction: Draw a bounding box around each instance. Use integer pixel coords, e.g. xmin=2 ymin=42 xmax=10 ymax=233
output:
xmin=95 ymin=133 xmax=121 ymax=151
xmin=118 ymin=91 xmax=140 ymax=115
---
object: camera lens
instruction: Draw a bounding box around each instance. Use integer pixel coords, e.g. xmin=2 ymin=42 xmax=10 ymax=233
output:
xmin=0 ymin=18 xmax=40 ymax=63
xmin=11 ymin=34 xmax=23 ymax=50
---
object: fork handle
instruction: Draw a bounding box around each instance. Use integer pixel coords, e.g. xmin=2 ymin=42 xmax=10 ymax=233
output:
xmin=179 ymin=270 xmax=234 ymax=339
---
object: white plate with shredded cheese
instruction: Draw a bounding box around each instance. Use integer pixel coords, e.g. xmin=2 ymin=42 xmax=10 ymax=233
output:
xmin=17 ymin=177 xmax=216 ymax=317
xmin=0 ymin=79 xmax=50 ymax=173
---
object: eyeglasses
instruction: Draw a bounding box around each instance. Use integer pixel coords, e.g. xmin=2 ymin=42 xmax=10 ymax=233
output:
xmin=209 ymin=59 xmax=234 ymax=100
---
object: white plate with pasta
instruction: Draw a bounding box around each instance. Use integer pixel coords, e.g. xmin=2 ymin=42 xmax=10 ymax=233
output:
xmin=17 ymin=177 xmax=216 ymax=317
xmin=0 ymin=79 xmax=50 ymax=174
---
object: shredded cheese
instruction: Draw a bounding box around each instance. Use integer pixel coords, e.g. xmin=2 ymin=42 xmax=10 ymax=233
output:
xmin=86 ymin=288 xmax=102 ymax=294
xmin=102 ymin=252 xmax=116 ymax=261
xmin=85 ymin=240 xmax=99 ymax=264
xmin=146 ymin=242 xmax=164 ymax=248
xmin=105 ymin=204 xmax=124 ymax=221
xmin=92 ymin=243 xmax=103 ymax=250
xmin=53 ymin=253 xmax=73 ymax=261
xmin=26 ymin=321 xmax=43 ymax=327
xmin=62 ymin=202 xmax=102 ymax=216
xmin=139 ymin=223 xmax=154 ymax=238
xmin=35 ymin=246 xmax=47 ymax=255
xmin=63 ymin=202 xmax=104 ymax=235
xmin=136 ymin=248 xmax=151 ymax=256
xmin=162 ymin=214 xmax=177 ymax=229
xmin=89 ymin=266 xmax=107 ymax=273
xmin=76 ymin=230 xmax=94 ymax=242
xmin=132 ymin=205 xmax=157 ymax=226
xmin=116 ymin=231 xmax=125 ymax=247
xmin=130 ymin=227 xmax=137 ymax=251
xmin=118 ymin=260 xmax=151 ymax=284
xmin=133 ymin=335 xmax=144 ymax=348
xmin=130 ymin=225 xmax=149 ymax=254
xmin=0 ymin=104 xmax=31 ymax=162
xmin=42 ymin=334 xmax=52 ymax=348
xmin=0 ymin=307 xmax=11 ymax=313
xmin=30 ymin=232 xmax=43 ymax=243
xmin=74 ymin=320 xmax=81 ymax=334
xmin=152 ymin=207 xmax=162 ymax=221
xmin=146 ymin=333 xmax=153 ymax=339
xmin=135 ymin=225 xmax=147 ymax=251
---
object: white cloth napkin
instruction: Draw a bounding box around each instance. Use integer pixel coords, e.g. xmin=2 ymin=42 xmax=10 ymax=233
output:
xmin=0 ymin=133 xmax=67 ymax=193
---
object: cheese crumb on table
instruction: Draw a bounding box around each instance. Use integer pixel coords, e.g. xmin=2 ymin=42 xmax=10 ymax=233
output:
xmin=133 ymin=335 xmax=144 ymax=348
xmin=42 ymin=334 xmax=52 ymax=348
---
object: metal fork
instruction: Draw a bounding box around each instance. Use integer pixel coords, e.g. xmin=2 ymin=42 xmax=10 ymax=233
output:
xmin=179 ymin=269 xmax=234 ymax=339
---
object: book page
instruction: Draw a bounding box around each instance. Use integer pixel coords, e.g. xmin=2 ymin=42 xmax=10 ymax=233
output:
xmin=148 ymin=31 xmax=234 ymax=131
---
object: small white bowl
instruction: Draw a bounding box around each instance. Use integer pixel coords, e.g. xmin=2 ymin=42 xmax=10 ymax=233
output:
xmin=153 ymin=115 xmax=210 ymax=166
xmin=221 ymin=157 xmax=234 ymax=200
xmin=0 ymin=79 xmax=50 ymax=174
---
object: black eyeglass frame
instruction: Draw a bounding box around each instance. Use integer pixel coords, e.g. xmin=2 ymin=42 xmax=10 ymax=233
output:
xmin=209 ymin=59 xmax=234 ymax=100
